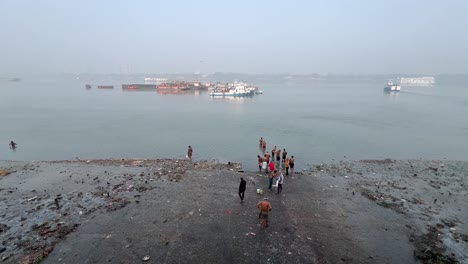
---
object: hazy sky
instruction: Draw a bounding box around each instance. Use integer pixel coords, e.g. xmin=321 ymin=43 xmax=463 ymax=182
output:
xmin=1 ymin=0 xmax=467 ymax=74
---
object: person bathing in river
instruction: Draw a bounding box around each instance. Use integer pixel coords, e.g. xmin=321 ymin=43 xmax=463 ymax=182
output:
xmin=257 ymin=155 xmax=263 ymax=172
xmin=263 ymin=154 xmax=269 ymax=173
xmin=290 ymin=156 xmax=295 ymax=174
xmin=271 ymin=146 xmax=276 ymax=161
xmin=285 ymin=158 xmax=290 ymax=176
xmin=276 ymin=149 xmax=281 ymax=164
xmin=9 ymin=141 xmax=17 ymax=150
xmin=282 ymin=149 xmax=287 ymax=163
xmin=187 ymin=146 xmax=193 ymax=160
xmin=265 ymin=152 xmax=270 ymax=163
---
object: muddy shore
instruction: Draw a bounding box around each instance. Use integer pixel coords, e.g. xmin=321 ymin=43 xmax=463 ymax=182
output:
xmin=0 ymin=159 xmax=467 ymax=264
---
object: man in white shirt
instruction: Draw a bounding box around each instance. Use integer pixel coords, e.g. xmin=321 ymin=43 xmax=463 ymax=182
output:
xmin=276 ymin=172 xmax=284 ymax=194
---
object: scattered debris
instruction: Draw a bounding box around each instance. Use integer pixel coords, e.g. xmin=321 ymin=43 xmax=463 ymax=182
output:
xmin=27 ymin=196 xmax=38 ymax=202
xmin=0 ymin=223 xmax=9 ymax=233
xmin=0 ymin=169 xmax=11 ymax=176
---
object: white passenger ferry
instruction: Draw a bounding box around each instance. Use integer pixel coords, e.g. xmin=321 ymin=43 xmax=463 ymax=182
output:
xmin=384 ymin=80 xmax=401 ymax=92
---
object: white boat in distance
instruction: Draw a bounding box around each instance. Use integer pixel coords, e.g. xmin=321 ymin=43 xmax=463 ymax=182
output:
xmin=384 ymin=80 xmax=401 ymax=92
xmin=399 ymin=77 xmax=435 ymax=86
xmin=210 ymin=82 xmax=255 ymax=97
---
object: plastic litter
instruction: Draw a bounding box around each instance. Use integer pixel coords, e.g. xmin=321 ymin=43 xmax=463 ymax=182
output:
xmin=27 ymin=196 xmax=38 ymax=201
xmin=142 ymin=255 xmax=150 ymax=261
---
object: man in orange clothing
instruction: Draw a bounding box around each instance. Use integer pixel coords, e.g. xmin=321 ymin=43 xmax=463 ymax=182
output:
xmin=257 ymin=198 xmax=272 ymax=229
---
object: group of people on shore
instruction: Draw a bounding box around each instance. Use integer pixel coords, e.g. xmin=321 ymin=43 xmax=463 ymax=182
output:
xmin=245 ymin=137 xmax=297 ymax=229
xmin=258 ymin=137 xmax=295 ymax=175
xmin=258 ymin=137 xmax=295 ymax=193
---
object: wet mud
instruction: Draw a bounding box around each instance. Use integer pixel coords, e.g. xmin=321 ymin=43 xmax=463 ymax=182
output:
xmin=0 ymin=159 xmax=466 ymax=263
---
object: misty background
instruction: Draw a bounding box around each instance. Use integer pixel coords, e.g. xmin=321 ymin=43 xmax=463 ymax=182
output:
xmin=1 ymin=0 xmax=467 ymax=75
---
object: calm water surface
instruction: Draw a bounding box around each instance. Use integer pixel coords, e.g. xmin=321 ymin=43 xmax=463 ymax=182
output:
xmin=1 ymin=75 xmax=467 ymax=170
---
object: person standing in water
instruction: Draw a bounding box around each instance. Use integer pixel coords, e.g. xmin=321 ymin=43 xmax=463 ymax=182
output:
xmin=257 ymin=155 xmax=263 ymax=172
xmin=263 ymin=154 xmax=269 ymax=173
xmin=284 ymin=158 xmax=290 ymax=176
xmin=9 ymin=141 xmax=17 ymax=149
xmin=276 ymin=149 xmax=281 ymax=164
xmin=187 ymin=146 xmax=193 ymax=160
xmin=262 ymin=139 xmax=267 ymax=151
xmin=282 ymin=149 xmax=287 ymax=163
xmin=290 ymin=156 xmax=295 ymax=174
xmin=271 ymin=146 xmax=276 ymax=161
xmin=265 ymin=151 xmax=271 ymax=163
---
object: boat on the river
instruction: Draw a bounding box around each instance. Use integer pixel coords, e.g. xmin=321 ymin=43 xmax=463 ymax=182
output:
xmin=210 ymin=83 xmax=254 ymax=97
xmin=97 ymin=85 xmax=114 ymax=89
xmin=384 ymin=80 xmax=401 ymax=92
xmin=249 ymin=86 xmax=263 ymax=94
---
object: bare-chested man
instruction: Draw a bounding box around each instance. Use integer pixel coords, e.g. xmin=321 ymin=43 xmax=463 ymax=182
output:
xmin=290 ymin=156 xmax=295 ymax=174
xmin=282 ymin=149 xmax=287 ymax=162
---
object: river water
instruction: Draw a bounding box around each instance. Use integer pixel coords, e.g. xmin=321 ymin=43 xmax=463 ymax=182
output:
xmin=1 ymin=74 xmax=467 ymax=170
